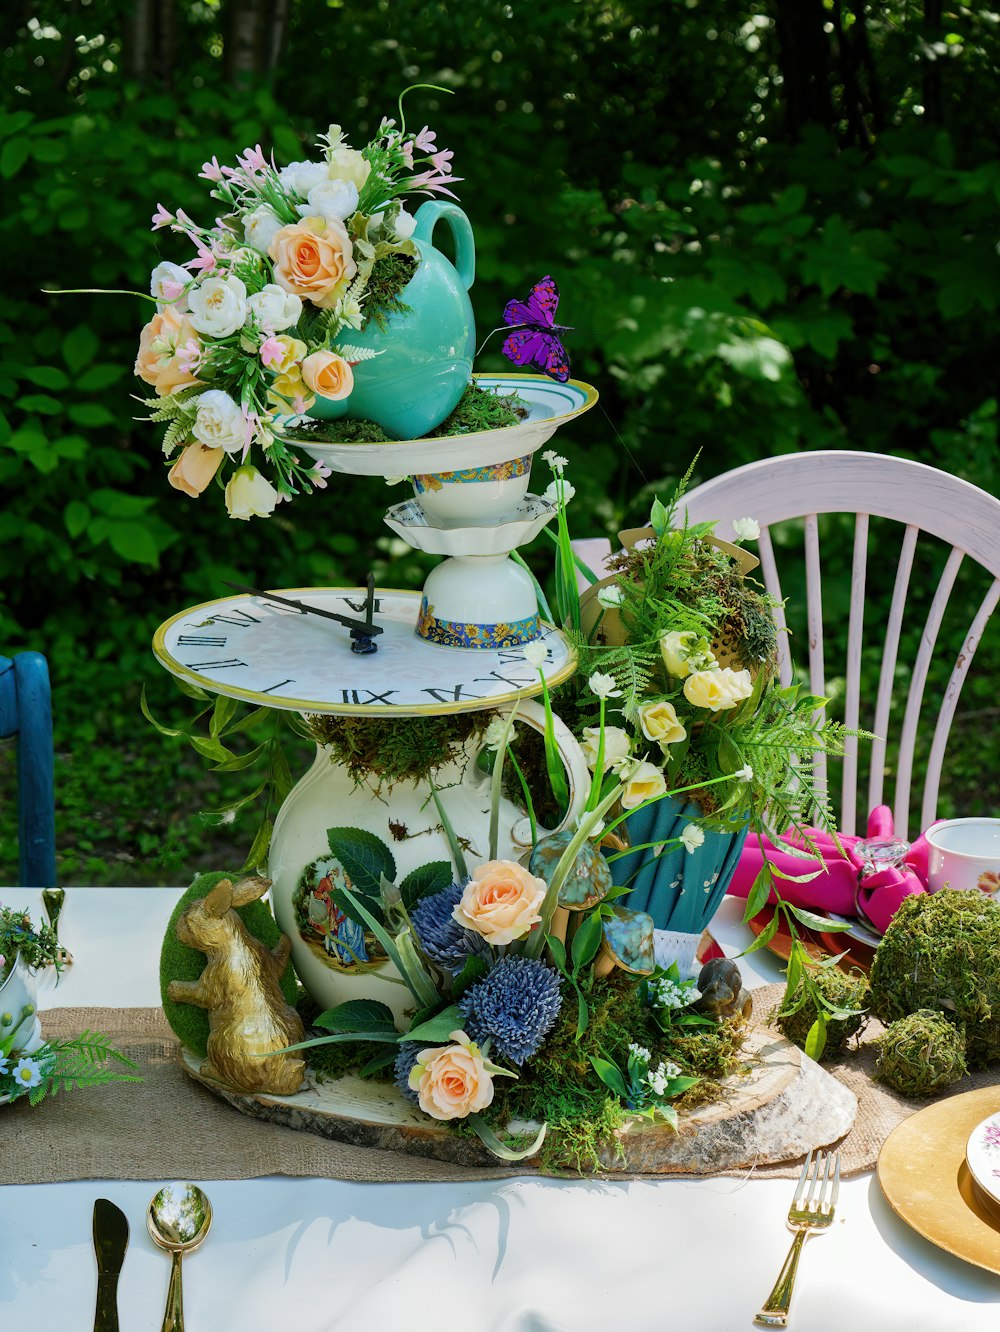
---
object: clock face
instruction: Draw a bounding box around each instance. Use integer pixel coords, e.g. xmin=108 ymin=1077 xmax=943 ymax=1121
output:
xmin=153 ymin=588 xmax=577 ymax=716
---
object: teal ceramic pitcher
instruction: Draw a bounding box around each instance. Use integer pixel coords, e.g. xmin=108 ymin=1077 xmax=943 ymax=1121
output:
xmin=311 ymin=201 xmax=476 ymax=441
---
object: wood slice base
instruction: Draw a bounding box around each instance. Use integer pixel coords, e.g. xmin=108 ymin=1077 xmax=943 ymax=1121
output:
xmin=180 ymin=1026 xmax=856 ymax=1175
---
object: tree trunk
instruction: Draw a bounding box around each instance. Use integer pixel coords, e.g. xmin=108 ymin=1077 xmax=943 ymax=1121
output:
xmin=266 ymin=0 xmax=290 ymax=74
xmin=125 ymin=0 xmax=154 ymax=82
xmin=773 ymin=0 xmax=836 ymax=139
xmin=226 ymin=0 xmax=266 ymax=87
xmin=156 ymin=0 xmax=177 ymax=88
xmin=922 ymin=0 xmax=944 ymax=123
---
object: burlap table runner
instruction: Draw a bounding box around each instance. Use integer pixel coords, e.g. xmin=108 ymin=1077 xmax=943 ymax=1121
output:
xmin=3 ymin=991 xmax=996 ymax=1186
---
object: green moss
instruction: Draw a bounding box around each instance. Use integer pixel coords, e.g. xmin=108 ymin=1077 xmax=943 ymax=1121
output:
xmin=776 ymin=965 xmax=869 ymax=1059
xmin=427 ymin=384 xmax=526 ymax=437
xmin=304 ymin=710 xmax=496 ymax=790
xmin=361 ymin=253 xmax=417 ymax=331
xmin=870 ymin=889 xmax=1000 ymax=1066
xmin=875 ymin=1009 xmax=969 ymax=1097
xmin=159 ymin=871 xmax=299 ymax=1057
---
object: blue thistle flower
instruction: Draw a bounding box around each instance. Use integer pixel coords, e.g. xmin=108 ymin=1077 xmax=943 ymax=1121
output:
xmin=394 ymin=1042 xmax=422 ymax=1103
xmin=458 ymin=956 xmax=563 ymax=1066
xmin=411 ymin=882 xmax=483 ymax=968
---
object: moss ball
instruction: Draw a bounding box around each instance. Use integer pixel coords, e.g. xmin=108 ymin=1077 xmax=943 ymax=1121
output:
xmin=869 ymin=890 xmax=1000 ymax=1067
xmin=160 ymin=871 xmax=299 ymax=1057
xmin=775 ymin=965 xmax=869 ymax=1059
xmin=875 ymin=1009 xmax=969 ymax=1097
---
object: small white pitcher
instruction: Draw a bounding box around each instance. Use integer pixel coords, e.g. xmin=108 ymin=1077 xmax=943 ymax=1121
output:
xmin=0 ymin=953 xmax=44 ymax=1057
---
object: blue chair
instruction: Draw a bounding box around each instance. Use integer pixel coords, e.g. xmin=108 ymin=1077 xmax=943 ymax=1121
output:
xmin=0 ymin=651 xmax=56 ymax=887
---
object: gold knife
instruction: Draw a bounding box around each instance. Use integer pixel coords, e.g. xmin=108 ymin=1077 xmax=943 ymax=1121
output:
xmin=93 ymin=1198 xmax=129 ymax=1332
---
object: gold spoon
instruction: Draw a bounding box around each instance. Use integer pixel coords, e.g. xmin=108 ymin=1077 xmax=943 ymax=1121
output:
xmin=146 ymin=1183 xmax=213 ymax=1332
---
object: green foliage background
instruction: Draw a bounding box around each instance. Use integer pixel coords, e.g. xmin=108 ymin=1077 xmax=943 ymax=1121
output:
xmin=1 ymin=0 xmax=997 ymax=883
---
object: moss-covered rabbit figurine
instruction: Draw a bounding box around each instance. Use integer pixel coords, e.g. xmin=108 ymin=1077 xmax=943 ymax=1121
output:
xmin=167 ymin=875 xmax=306 ymax=1095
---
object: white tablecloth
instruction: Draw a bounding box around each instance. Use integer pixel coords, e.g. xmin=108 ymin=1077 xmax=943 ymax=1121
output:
xmin=1 ymin=887 xmax=997 ymax=1331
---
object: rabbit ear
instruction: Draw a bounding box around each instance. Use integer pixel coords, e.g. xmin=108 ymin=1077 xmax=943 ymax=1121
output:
xmin=203 ymin=879 xmax=235 ymax=918
xmin=229 ymin=874 xmax=271 ymax=908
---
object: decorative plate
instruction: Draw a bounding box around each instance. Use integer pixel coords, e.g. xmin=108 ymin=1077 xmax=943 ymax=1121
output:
xmin=748 ymin=906 xmax=876 ymax=974
xmin=384 ymin=494 xmax=557 ymax=557
xmin=878 ymin=1087 xmax=1000 ymax=1276
xmin=966 ymin=1110 xmax=1000 ymax=1209
xmin=292 ymin=374 xmax=598 ymax=477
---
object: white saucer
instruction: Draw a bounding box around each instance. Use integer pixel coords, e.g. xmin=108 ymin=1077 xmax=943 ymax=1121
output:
xmin=966 ymin=1109 xmax=1000 ymax=1208
xmin=384 ymin=493 xmax=557 ymax=556
xmin=292 ymin=373 xmax=598 ymax=476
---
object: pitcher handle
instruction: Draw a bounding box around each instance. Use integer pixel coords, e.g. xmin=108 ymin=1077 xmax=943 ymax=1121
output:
xmin=411 ymin=201 xmax=476 ymax=290
xmin=482 ymin=698 xmax=590 ymax=850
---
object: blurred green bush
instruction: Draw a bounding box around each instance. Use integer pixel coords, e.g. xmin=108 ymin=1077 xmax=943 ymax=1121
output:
xmin=1 ymin=1 xmax=997 ymax=882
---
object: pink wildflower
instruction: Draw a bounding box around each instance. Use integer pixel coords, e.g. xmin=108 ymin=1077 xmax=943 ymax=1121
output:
xmin=407 ymin=170 xmax=462 ymax=200
xmin=160 ymin=279 xmax=187 ymax=304
xmin=176 ymin=339 xmax=202 ymax=375
xmin=309 ymin=468 xmax=329 ymax=490
xmin=412 ymin=125 xmax=437 ymax=152
xmin=259 ymin=336 xmax=284 ymax=369
xmin=199 ymin=157 xmax=224 ymax=182
xmin=238 ymin=144 xmax=269 ymax=176
xmin=184 ymin=241 xmax=217 ymax=275
xmin=151 ymin=203 xmax=173 ymax=231
xmin=430 ymin=149 xmax=454 ymax=172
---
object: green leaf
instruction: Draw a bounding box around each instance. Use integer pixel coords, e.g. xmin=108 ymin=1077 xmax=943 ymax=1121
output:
xmin=62 ymin=326 xmax=99 ymax=374
xmin=314 ymin=999 xmax=397 ymax=1034
xmin=68 ymin=402 xmax=116 ymax=427
xmin=16 ymin=394 xmax=61 ymax=414
xmin=139 ymin=685 xmax=189 ymax=739
xmin=743 ymin=866 xmax=773 ymax=922
xmin=788 ymin=905 xmax=850 ymax=933
xmin=210 ymin=693 xmax=239 ymax=738
xmin=63 ymin=500 xmax=89 ymax=539
xmin=327 ymin=827 xmax=397 ymax=898
xmin=545 ymin=932 xmax=568 ymax=974
xmin=358 ymin=1047 xmax=401 ymax=1075
xmin=468 ymin=1113 xmax=544 ymax=1163
xmin=76 ymin=364 xmax=125 ymax=392
xmin=106 ymin=521 xmax=160 ymax=565
xmin=211 ymin=741 xmax=268 ymax=772
xmin=804 ymin=1015 xmax=828 ymax=1062
xmin=575 ymin=987 xmax=589 ymax=1040
xmin=190 ymin=735 xmax=234 ymax=763
xmin=399 ymin=860 xmax=453 ymax=909
xmin=20 ymin=365 xmax=69 ymax=390
xmin=239 ymin=817 xmax=273 ymax=873
xmin=571 ymin=912 xmax=604 ymax=974
xmin=402 ymin=1004 xmax=466 ymax=1045
xmin=1 ymin=139 xmax=29 ymax=178
xmin=740 ymin=912 xmax=780 ymax=955
xmin=589 ymin=1054 xmax=629 ymax=1101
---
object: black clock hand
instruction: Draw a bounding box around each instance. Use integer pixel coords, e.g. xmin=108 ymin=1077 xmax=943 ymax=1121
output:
xmin=348 ymin=571 xmax=379 ymax=657
xmin=223 ymin=582 xmax=384 ymax=638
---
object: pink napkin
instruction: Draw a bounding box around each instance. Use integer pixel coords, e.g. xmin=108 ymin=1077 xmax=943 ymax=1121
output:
xmin=728 ymin=806 xmax=931 ymax=935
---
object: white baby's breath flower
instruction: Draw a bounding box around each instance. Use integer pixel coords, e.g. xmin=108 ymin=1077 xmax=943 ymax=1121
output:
xmin=733 ymin=516 xmax=760 ymax=541
xmin=735 ymin=765 xmax=754 ymax=782
xmin=596 ymin=585 xmax=624 ymax=609
xmin=680 ymin=824 xmax=706 ymax=855
xmin=541 ymin=449 xmax=558 ymax=466
xmin=522 ymin=641 xmax=548 ymax=669
xmin=628 ymin=1043 xmax=651 ymax=1064
xmin=588 ymin=672 xmax=621 ymax=700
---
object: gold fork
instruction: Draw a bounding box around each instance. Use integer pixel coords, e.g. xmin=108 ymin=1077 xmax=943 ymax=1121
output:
xmin=754 ymin=1149 xmax=841 ymax=1328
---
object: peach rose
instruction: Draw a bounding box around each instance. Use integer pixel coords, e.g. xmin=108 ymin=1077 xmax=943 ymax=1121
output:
xmin=269 ymin=217 xmax=357 ymax=309
xmin=167 ymin=443 xmax=225 ymax=497
xmin=452 ymin=859 xmax=547 ymax=945
xmin=408 ymin=1031 xmax=496 ymax=1121
xmin=134 ymin=306 xmax=201 ymax=396
xmin=301 ymin=350 xmax=354 ymax=401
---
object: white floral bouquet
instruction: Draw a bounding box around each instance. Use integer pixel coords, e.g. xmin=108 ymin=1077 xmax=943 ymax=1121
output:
xmin=132 ymin=95 xmax=459 ymax=519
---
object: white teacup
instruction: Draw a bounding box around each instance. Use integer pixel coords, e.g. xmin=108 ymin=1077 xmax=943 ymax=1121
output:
xmin=925 ymin=818 xmax=1000 ymax=897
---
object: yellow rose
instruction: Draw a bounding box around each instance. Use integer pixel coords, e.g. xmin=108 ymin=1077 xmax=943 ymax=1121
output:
xmin=270 ymin=335 xmax=308 ymax=376
xmin=683 ymin=666 xmax=753 ymax=711
xmin=134 ymin=306 xmax=201 ymax=396
xmin=267 ymin=370 xmax=315 ymax=415
xmin=452 ymin=859 xmax=547 ymax=946
xmin=620 ymin=760 xmax=668 ymax=811
xmin=580 ymin=724 xmax=632 ymax=773
xmin=301 ymin=350 xmax=354 ymax=401
xmin=167 ymin=443 xmax=224 ymax=497
xmin=269 ymin=217 xmax=357 ymax=309
xmin=408 ymin=1031 xmax=496 ymax=1121
xmin=327 ymin=145 xmax=372 ymax=192
xmin=637 ymin=701 xmax=687 ymax=749
xmin=224 ymin=464 xmax=279 ymax=520
xmin=659 ymin=631 xmax=697 ymax=679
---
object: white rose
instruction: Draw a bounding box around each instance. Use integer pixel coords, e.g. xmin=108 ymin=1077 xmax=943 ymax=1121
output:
xmin=327 ymin=146 xmax=372 ymax=192
xmin=225 ymin=464 xmax=279 ymax=520
xmin=580 ymin=725 xmax=631 ymax=773
xmin=637 ymin=700 xmax=687 ymax=749
xmin=620 ymin=761 xmax=668 ymax=811
xmin=297 ymin=178 xmax=359 ymax=222
xmin=716 ymin=666 xmax=754 ymax=705
xmin=191 ymin=390 xmax=246 ymax=455
xmin=278 ymin=159 xmax=329 ymax=198
xmin=243 ymin=205 xmax=284 ymax=256
xmin=150 ymin=261 xmax=190 ymax=312
xmin=393 ymin=204 xmax=417 ymax=239
xmin=246 ymin=284 xmax=303 ymax=333
xmin=683 ymin=666 xmax=753 ymax=711
xmin=187 ymin=275 xmax=248 ymax=338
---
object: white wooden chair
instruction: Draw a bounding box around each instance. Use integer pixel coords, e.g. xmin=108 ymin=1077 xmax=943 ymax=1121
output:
xmin=682 ymin=451 xmax=1000 ymax=838
xmin=574 ymin=451 xmax=1000 ymax=838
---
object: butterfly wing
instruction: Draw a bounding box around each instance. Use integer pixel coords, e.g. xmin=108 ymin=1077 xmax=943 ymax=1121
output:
xmin=523 ymin=276 xmax=560 ymax=328
xmin=540 ymin=333 xmax=570 ymax=383
xmin=503 ymin=299 xmax=537 ymax=328
xmin=502 ymin=327 xmax=549 ymax=367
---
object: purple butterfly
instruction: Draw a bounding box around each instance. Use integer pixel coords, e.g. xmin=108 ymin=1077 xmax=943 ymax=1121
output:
xmin=502 ymin=276 xmax=572 ymax=383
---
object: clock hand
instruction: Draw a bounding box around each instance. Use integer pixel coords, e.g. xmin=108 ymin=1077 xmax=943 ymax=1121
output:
xmin=223 ymin=582 xmax=384 ymax=638
xmin=347 ymin=571 xmax=380 ymax=657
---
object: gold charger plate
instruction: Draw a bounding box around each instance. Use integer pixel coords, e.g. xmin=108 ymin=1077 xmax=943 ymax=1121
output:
xmin=878 ymin=1085 xmax=1000 ymax=1276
